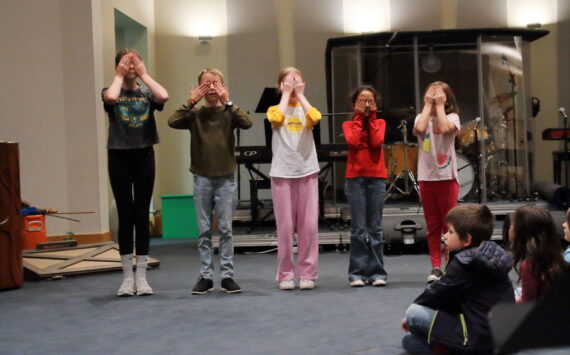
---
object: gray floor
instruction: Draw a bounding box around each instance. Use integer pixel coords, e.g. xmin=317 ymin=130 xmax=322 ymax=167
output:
xmin=0 ymin=239 xmax=433 ymax=355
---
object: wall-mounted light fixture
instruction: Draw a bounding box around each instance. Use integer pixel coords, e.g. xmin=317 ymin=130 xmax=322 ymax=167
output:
xmin=198 ymin=36 xmax=213 ymax=44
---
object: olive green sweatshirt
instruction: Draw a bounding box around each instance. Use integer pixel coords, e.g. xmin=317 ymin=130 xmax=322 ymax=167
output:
xmin=168 ymin=102 xmax=253 ymax=177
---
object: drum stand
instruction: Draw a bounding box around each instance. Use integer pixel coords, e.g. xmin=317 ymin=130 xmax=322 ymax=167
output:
xmin=385 ymin=120 xmax=420 ymax=201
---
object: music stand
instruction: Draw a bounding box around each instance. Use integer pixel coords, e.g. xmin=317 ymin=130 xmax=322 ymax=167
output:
xmin=255 ymin=87 xmax=281 ymax=147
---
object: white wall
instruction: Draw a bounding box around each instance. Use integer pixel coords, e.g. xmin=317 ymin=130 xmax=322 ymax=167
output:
xmin=0 ymin=0 xmax=106 ymax=236
xmin=155 ymin=0 xmax=229 ymax=199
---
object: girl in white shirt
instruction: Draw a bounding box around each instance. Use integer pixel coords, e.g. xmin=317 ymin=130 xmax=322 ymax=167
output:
xmin=267 ymin=67 xmax=321 ymax=290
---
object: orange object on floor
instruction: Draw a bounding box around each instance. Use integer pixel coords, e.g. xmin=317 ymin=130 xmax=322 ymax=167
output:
xmin=21 ymin=215 xmax=47 ymax=250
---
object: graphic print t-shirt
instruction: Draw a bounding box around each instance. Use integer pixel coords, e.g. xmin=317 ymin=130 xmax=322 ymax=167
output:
xmin=415 ymin=113 xmax=460 ymax=181
xmin=268 ymin=105 xmax=320 ymax=178
xmin=102 ymin=87 xmax=163 ymax=149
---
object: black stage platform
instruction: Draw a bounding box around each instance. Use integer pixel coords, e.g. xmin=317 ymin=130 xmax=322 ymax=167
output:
xmin=211 ymin=199 xmax=554 ymax=249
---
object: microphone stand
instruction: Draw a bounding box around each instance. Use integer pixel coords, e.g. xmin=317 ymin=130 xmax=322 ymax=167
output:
xmin=560 ymin=112 xmax=568 ymax=187
xmin=473 ymin=120 xmax=482 ymax=203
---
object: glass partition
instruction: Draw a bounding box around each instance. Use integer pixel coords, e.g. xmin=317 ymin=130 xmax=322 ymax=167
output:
xmin=480 ymin=35 xmax=531 ymax=201
xmin=327 ymin=32 xmax=534 ymax=203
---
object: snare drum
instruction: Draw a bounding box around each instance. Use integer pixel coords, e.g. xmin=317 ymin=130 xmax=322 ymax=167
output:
xmin=384 ymin=143 xmax=418 ymax=177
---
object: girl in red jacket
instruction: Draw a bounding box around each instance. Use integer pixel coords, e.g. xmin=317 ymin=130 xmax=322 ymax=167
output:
xmin=343 ymin=85 xmax=388 ymax=287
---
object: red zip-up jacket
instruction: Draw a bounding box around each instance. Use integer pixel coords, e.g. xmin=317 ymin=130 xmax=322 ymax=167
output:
xmin=342 ymin=111 xmax=387 ymax=178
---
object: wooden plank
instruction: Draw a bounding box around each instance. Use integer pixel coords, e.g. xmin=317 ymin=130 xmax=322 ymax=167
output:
xmin=44 ymin=244 xmax=115 ymax=273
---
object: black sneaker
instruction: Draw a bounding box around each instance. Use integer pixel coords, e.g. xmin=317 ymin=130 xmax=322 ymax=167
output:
xmin=427 ymin=268 xmax=443 ymax=284
xmin=221 ymin=278 xmax=242 ymax=294
xmin=191 ymin=277 xmax=214 ymax=295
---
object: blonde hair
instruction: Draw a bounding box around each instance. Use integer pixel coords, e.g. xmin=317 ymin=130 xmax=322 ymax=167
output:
xmin=276 ymin=67 xmax=303 ymax=90
xmin=198 ymin=68 xmax=224 ymax=84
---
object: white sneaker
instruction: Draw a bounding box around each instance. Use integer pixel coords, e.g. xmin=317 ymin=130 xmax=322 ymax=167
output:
xmin=350 ymin=279 xmax=366 ymax=287
xmin=136 ymin=278 xmax=154 ymax=296
xmin=278 ymin=279 xmax=295 ymax=290
xmin=372 ymin=279 xmax=387 ymax=287
xmin=299 ymin=279 xmax=315 ymax=290
xmin=117 ymin=278 xmax=135 ymax=297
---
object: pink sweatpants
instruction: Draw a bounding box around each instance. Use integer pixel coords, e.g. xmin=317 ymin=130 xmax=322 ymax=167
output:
xmin=271 ymin=173 xmax=319 ymax=282
xmin=419 ymin=180 xmax=458 ymax=268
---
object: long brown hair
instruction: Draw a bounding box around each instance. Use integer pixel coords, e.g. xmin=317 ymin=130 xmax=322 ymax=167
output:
xmin=423 ymin=81 xmax=459 ymax=114
xmin=115 ymin=49 xmax=141 ymax=67
xmin=510 ymin=205 xmax=565 ymax=286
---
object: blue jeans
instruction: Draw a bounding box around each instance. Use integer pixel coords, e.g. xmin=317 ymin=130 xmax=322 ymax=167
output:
xmin=193 ymin=174 xmax=237 ymax=279
xmin=402 ymin=303 xmax=436 ymax=354
xmin=344 ymin=177 xmax=387 ymax=282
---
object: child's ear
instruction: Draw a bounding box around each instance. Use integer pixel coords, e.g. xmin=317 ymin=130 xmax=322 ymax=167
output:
xmin=464 ymin=234 xmax=473 ymax=247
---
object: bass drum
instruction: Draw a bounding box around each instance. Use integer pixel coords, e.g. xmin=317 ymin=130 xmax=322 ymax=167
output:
xmin=457 ymin=153 xmax=474 ymax=200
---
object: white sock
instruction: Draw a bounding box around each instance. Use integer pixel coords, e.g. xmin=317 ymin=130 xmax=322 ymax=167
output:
xmin=135 ymin=255 xmax=148 ymax=280
xmin=121 ymin=254 xmax=134 ymax=280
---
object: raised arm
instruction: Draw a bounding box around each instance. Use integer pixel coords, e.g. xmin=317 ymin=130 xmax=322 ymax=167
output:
xmin=103 ymin=55 xmax=130 ymax=105
xmin=368 ymin=114 xmax=386 ymax=148
xmin=413 ymin=86 xmax=434 ymax=137
xmin=343 ymin=112 xmax=365 ymax=147
xmin=230 ymin=105 xmax=253 ymax=130
xmin=132 ymin=55 xmax=169 ymax=104
xmin=432 ymin=86 xmax=456 ymax=135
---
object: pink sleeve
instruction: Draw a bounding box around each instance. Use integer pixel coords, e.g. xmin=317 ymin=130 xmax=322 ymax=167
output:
xmin=449 ymin=113 xmax=461 ymax=136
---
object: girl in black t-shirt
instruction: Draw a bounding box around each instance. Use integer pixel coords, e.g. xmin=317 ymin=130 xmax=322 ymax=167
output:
xmin=102 ymin=49 xmax=168 ymax=297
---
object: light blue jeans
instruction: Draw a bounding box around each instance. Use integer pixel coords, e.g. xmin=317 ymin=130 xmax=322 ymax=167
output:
xmin=402 ymin=303 xmax=436 ymax=354
xmin=193 ymin=174 xmax=237 ymax=279
xmin=345 ymin=177 xmax=387 ymax=282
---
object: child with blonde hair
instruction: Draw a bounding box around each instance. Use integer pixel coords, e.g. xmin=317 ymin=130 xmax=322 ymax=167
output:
xmin=267 ymin=67 xmax=321 ymax=290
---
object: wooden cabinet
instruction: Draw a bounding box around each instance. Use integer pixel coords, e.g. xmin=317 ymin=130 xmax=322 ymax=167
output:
xmin=0 ymin=142 xmax=23 ymax=289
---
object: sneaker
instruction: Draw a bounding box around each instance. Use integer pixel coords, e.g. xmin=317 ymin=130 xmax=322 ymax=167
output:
xmin=279 ymin=279 xmax=295 ymax=290
xmin=117 ymin=278 xmax=135 ymax=297
xmin=299 ymin=279 xmax=315 ymax=290
xmin=136 ymin=278 xmax=154 ymax=296
xmin=427 ymin=268 xmax=443 ymax=284
xmin=350 ymin=279 xmax=366 ymax=287
xmin=191 ymin=277 xmax=214 ymax=295
xmin=372 ymin=279 xmax=387 ymax=287
xmin=221 ymin=278 xmax=242 ymax=294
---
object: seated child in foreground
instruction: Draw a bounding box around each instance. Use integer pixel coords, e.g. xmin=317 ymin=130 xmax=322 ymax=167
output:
xmin=401 ymin=204 xmax=515 ymax=354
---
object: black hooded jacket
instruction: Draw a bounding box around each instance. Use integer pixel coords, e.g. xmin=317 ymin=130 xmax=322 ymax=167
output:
xmin=414 ymin=241 xmax=515 ymax=352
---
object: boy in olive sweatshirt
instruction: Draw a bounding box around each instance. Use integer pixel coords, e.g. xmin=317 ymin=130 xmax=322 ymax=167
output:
xmin=169 ymin=68 xmax=252 ymax=295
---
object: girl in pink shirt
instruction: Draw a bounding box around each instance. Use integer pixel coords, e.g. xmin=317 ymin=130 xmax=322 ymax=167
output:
xmin=413 ymin=82 xmax=461 ymax=283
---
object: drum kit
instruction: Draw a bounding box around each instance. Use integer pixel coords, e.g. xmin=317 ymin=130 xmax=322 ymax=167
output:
xmin=382 ymin=113 xmax=517 ymax=202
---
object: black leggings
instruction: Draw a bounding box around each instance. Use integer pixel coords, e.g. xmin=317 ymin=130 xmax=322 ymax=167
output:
xmin=108 ymin=147 xmax=155 ymax=255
